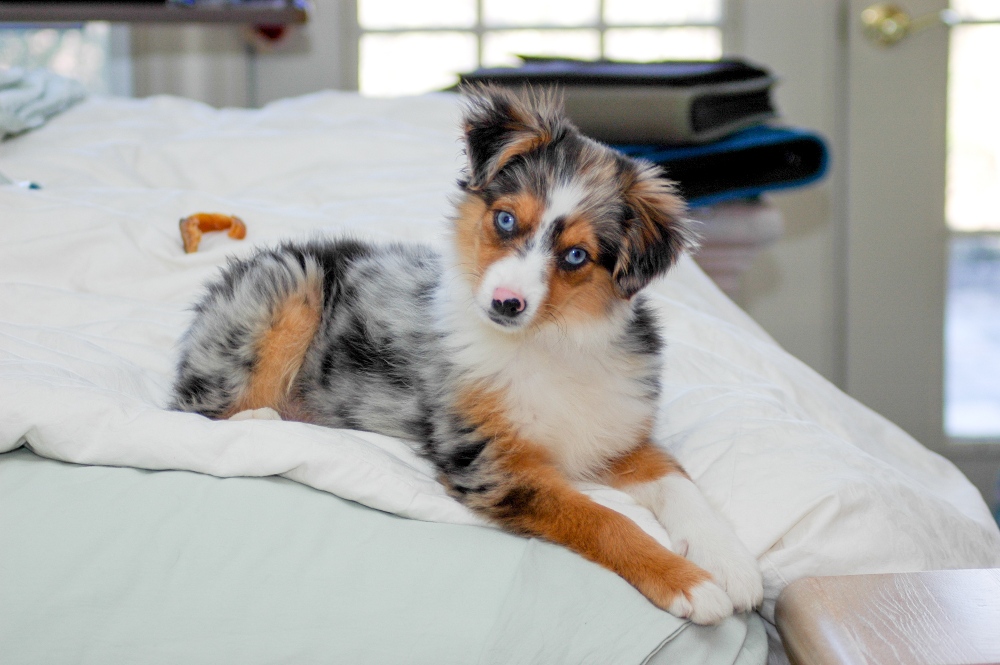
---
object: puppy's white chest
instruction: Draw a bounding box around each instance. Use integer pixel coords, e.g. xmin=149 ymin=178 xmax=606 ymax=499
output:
xmin=500 ymin=347 xmax=655 ymax=478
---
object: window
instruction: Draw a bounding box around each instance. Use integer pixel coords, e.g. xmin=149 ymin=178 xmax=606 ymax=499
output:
xmin=357 ymin=0 xmax=723 ymax=97
xmin=944 ymin=1 xmax=1000 ymax=439
xmin=0 ymin=22 xmax=114 ymax=93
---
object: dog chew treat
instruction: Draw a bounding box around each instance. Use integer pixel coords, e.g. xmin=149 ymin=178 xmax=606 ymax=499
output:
xmin=180 ymin=213 xmax=247 ymax=253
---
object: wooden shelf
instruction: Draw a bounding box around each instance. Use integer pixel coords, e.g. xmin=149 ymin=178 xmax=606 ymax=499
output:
xmin=0 ymin=1 xmax=309 ymax=24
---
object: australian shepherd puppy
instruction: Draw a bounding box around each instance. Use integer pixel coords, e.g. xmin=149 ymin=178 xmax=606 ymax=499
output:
xmin=171 ymin=85 xmax=763 ymax=624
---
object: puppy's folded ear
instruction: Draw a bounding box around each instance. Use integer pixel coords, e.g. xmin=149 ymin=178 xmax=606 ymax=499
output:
xmin=460 ymin=83 xmax=567 ymax=190
xmin=613 ymin=163 xmax=699 ymax=299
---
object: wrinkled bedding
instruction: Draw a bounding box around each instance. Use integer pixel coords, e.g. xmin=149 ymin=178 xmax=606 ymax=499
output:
xmin=0 ymin=447 xmax=769 ymax=665
xmin=1 ymin=92 xmax=998 ymax=663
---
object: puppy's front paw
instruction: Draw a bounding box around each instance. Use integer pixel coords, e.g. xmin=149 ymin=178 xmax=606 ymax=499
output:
xmin=630 ymin=551 xmax=735 ymax=624
xmin=645 ymin=475 xmax=764 ymax=612
xmin=685 ymin=539 xmax=763 ymax=613
xmin=667 ymin=579 xmax=734 ymax=625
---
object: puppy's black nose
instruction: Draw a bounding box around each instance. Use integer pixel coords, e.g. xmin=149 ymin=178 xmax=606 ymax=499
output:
xmin=491 ymin=287 xmax=526 ymax=319
xmin=491 ymin=297 xmax=525 ymax=318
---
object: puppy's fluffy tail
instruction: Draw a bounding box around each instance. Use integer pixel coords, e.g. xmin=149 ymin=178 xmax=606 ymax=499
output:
xmin=171 ymin=246 xmax=323 ymax=419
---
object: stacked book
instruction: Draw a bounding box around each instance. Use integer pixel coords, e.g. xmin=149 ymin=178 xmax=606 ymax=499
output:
xmin=459 ymin=58 xmax=828 ymax=208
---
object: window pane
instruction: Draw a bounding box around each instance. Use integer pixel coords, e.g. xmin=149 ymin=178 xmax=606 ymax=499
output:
xmin=951 ymin=0 xmax=1000 ymax=20
xmin=360 ymin=32 xmax=477 ymax=97
xmin=604 ymin=0 xmax=722 ymax=26
xmin=358 ymin=0 xmax=475 ymax=29
xmin=482 ymin=0 xmax=598 ymax=27
xmin=947 ymin=25 xmax=1000 ymax=231
xmin=604 ymin=28 xmax=722 ymax=61
xmin=482 ymin=30 xmax=600 ymax=67
xmin=945 ymin=235 xmax=1000 ymax=439
xmin=0 ymin=23 xmax=111 ymax=94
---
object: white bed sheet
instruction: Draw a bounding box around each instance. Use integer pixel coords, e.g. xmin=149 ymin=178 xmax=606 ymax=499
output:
xmin=2 ymin=92 xmax=998 ymax=659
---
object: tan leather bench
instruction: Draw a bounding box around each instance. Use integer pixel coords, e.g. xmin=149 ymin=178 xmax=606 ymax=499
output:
xmin=775 ymin=569 xmax=1000 ymax=665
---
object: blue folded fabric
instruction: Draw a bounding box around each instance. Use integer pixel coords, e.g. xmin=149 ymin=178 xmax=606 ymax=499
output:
xmin=613 ymin=125 xmax=830 ymax=207
xmin=0 ymin=67 xmax=87 ymax=140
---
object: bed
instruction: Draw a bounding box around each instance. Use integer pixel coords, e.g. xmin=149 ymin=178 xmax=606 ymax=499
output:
xmin=1 ymin=90 xmax=998 ymax=665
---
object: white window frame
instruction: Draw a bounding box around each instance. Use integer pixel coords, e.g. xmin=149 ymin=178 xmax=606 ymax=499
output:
xmin=354 ymin=0 xmax=727 ymax=95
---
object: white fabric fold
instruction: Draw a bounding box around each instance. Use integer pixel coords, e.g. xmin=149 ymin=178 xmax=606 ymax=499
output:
xmin=0 ymin=67 xmax=86 ymax=139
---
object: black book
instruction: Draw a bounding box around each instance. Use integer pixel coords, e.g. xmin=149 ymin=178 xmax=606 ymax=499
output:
xmin=459 ymin=57 xmax=778 ymax=145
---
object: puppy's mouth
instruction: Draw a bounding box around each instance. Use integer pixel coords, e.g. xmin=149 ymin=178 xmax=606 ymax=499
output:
xmin=486 ymin=310 xmax=522 ymax=328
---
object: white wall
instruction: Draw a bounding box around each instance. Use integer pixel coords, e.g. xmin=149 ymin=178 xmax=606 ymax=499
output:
xmin=131 ymin=0 xmax=355 ymax=108
xmin=253 ymin=0 xmax=357 ymax=105
xmin=131 ymin=24 xmax=251 ymax=107
xmin=727 ymin=0 xmax=847 ymax=386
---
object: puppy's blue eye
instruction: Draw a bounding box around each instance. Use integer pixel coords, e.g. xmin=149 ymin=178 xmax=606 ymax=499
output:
xmin=495 ymin=210 xmax=516 ymax=234
xmin=563 ymin=247 xmax=588 ymax=267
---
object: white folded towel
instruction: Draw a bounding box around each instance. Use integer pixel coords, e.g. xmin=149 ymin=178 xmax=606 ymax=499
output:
xmin=0 ymin=67 xmax=86 ymax=139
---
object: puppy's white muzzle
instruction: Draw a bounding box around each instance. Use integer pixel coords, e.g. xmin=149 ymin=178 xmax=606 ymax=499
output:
xmin=477 ymin=252 xmax=549 ymax=330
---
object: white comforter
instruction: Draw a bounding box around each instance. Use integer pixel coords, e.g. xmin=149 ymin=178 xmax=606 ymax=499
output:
xmin=2 ymin=92 xmax=998 ymax=652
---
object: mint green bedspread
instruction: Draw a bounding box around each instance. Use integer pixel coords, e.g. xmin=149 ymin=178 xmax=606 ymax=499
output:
xmin=0 ymin=449 xmax=766 ymax=665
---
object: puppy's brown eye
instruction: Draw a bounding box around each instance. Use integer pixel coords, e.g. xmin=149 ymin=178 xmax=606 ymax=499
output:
xmin=494 ymin=210 xmax=516 ymax=236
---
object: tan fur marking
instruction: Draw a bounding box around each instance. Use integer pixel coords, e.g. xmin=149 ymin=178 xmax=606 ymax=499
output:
xmin=499 ymin=191 xmax=546 ymax=238
xmin=453 ymin=383 xmax=711 ymax=611
xmin=630 ymin=177 xmax=685 ymax=244
xmin=540 ymin=217 xmax=619 ymax=324
xmin=615 ymin=171 xmax=688 ymax=289
xmin=454 ymin=191 xmax=550 ymax=295
xmin=489 ymin=130 xmax=551 ymax=181
xmin=462 ymin=90 xmax=555 ymax=187
xmin=453 ymin=194 xmax=488 ymax=278
xmin=231 ymin=283 xmax=322 ymax=416
xmin=452 ymin=380 xmax=518 ymax=443
xmin=603 ymin=441 xmax=689 ymax=489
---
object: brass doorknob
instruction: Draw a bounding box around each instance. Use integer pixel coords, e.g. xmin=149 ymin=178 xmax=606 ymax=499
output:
xmin=860 ymin=3 xmax=959 ymax=46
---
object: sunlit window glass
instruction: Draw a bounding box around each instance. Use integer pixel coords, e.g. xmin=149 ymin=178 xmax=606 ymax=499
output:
xmin=944 ymin=9 xmax=1000 ymax=440
xmin=603 ymin=0 xmax=722 ymax=25
xmin=356 ymin=0 xmax=722 ymax=97
xmin=950 ymin=0 xmax=1000 ymax=21
xmin=482 ymin=0 xmax=599 ymax=27
xmin=946 ymin=237 xmax=1000 ymax=438
xmin=359 ymin=0 xmax=476 ymax=30
xmin=482 ymin=30 xmax=600 ymax=68
xmin=360 ymin=32 xmax=477 ymax=97
xmin=0 ymin=23 xmax=111 ymax=94
xmin=946 ymin=24 xmax=1000 ymax=231
xmin=604 ymin=28 xmax=722 ymax=61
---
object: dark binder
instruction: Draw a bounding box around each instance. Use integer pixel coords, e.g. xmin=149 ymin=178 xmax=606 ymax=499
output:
xmin=459 ymin=58 xmax=777 ymax=144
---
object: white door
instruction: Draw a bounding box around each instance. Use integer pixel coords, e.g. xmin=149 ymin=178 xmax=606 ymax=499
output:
xmin=845 ymin=0 xmax=1000 ymax=495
